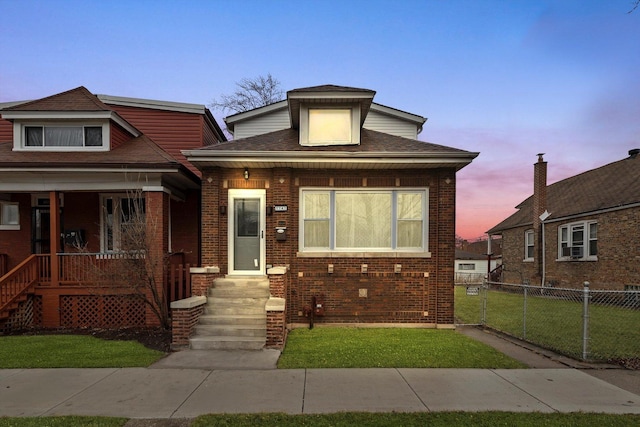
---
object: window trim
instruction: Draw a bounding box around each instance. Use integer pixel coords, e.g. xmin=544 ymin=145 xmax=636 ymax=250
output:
xmin=99 ymin=194 xmax=146 ymax=253
xmin=557 ymin=220 xmax=598 ymax=261
xmin=13 ymin=121 xmax=110 ymax=152
xmin=524 ymin=229 xmax=534 ymax=262
xmin=299 ymin=104 xmax=361 ymax=146
xmin=298 ymin=187 xmax=429 ymax=257
xmin=0 ymin=201 xmax=20 ymax=230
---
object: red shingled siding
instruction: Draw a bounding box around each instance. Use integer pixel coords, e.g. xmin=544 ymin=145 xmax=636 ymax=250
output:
xmin=107 ymin=105 xmax=206 ymax=175
xmin=0 ymin=118 xmax=13 ymax=143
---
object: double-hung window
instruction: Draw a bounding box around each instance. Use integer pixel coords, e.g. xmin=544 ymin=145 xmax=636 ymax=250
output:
xmin=524 ymin=229 xmax=534 ymax=261
xmin=558 ymin=221 xmax=597 ymax=260
xmin=301 ymin=189 xmax=428 ymax=252
xmin=0 ymin=201 xmax=20 ymax=230
xmin=101 ymin=195 xmax=146 ymax=252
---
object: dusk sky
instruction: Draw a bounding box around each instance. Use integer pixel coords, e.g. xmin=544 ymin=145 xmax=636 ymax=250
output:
xmin=2 ymin=0 xmax=639 ymax=241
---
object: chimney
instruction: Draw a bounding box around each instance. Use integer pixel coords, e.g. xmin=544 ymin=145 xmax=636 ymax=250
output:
xmin=533 ymin=153 xmax=547 ymax=230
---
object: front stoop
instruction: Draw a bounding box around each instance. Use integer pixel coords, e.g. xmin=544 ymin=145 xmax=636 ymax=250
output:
xmin=189 ymin=276 xmax=269 ymax=350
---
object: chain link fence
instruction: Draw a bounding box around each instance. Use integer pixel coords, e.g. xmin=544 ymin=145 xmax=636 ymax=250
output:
xmin=455 ymin=281 xmax=640 ymax=363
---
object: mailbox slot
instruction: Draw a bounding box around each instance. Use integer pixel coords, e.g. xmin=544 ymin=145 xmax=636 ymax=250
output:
xmin=275 ymin=226 xmax=287 ymax=241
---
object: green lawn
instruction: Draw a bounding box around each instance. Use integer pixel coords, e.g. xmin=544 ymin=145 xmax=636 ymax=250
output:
xmin=0 ymin=335 xmax=165 ymax=368
xmin=455 ymin=286 xmax=640 ymax=360
xmin=277 ymin=327 xmax=526 ymax=369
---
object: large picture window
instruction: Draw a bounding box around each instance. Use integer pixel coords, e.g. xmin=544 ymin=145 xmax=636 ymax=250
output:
xmin=301 ymin=189 xmax=427 ymax=252
xmin=558 ymin=221 xmax=597 ymax=260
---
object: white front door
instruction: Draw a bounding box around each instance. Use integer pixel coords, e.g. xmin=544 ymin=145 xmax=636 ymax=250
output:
xmin=228 ymin=189 xmax=266 ymax=275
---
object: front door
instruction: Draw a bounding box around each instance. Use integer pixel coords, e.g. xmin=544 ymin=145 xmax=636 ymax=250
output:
xmin=228 ymin=189 xmax=265 ymax=275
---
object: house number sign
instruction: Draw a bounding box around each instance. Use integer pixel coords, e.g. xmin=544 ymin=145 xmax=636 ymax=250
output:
xmin=274 ymin=205 xmax=288 ymax=212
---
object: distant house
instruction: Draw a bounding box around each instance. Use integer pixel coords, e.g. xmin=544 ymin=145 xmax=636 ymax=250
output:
xmin=488 ymin=151 xmax=640 ymax=290
xmin=0 ymin=87 xmax=226 ymax=329
xmin=454 ymin=250 xmax=500 ymax=285
xmin=182 ymin=84 xmax=478 ymax=348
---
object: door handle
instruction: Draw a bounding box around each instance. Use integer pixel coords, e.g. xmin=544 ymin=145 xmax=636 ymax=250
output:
xmin=261 ymin=230 xmax=264 ymax=238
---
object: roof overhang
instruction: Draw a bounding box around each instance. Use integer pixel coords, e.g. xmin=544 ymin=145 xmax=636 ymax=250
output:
xmin=0 ymin=167 xmax=199 ymax=200
xmin=184 ymin=149 xmax=479 ymax=171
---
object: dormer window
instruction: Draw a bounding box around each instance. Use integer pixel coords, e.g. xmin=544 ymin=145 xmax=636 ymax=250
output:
xmin=25 ymin=125 xmax=104 ymax=147
xmin=300 ymin=105 xmax=360 ymax=146
xmin=11 ymin=121 xmax=110 ymax=151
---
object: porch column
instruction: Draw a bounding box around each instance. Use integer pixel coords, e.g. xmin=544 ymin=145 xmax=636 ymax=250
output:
xmin=49 ymin=191 xmax=61 ymax=287
xmin=42 ymin=191 xmax=62 ymax=327
xmin=144 ymin=188 xmax=170 ymax=327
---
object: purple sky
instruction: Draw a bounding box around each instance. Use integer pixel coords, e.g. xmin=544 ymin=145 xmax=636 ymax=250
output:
xmin=1 ymin=0 xmax=639 ymax=240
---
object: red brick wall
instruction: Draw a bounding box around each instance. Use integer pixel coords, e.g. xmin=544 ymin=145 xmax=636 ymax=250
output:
xmin=171 ymin=302 xmax=205 ymax=349
xmin=199 ymin=167 xmax=458 ymax=325
xmin=0 ymin=193 xmax=32 ymax=270
xmin=170 ymin=190 xmax=200 ymax=266
xmin=500 ymin=207 xmax=640 ymax=289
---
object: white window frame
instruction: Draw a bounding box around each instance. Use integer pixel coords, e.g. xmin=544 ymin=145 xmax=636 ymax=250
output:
xmin=0 ymin=201 xmax=20 ymax=230
xmin=12 ymin=121 xmax=110 ymax=152
xmin=298 ymin=188 xmax=429 ymax=256
xmin=458 ymin=263 xmax=476 ymax=271
xmin=524 ymin=229 xmax=534 ymax=261
xmin=299 ymin=104 xmax=361 ymax=146
xmin=100 ymin=194 xmax=146 ymax=253
xmin=558 ymin=220 xmax=597 ymax=261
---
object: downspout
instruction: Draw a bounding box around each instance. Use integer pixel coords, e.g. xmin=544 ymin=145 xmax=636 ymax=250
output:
xmin=539 ymin=210 xmax=550 ymax=287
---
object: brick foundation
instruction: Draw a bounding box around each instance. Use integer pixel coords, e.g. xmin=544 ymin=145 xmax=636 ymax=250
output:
xmin=170 ymin=296 xmax=207 ymax=349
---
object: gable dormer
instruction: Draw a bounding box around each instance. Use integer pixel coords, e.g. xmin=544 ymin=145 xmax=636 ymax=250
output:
xmin=1 ymin=86 xmax=139 ymax=152
xmin=287 ymin=85 xmax=375 ymax=147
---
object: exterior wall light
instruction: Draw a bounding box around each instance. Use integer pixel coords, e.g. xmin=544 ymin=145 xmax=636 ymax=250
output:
xmin=244 ymin=168 xmax=249 ymax=180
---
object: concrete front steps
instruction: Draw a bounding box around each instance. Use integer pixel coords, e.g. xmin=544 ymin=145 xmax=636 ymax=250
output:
xmin=189 ymin=276 xmax=269 ymax=350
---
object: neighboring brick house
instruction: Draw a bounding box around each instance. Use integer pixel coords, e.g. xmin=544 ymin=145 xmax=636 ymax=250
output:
xmin=0 ymin=87 xmax=226 ymax=329
xmin=488 ymin=151 xmax=640 ymax=290
xmin=182 ymin=84 xmax=478 ymax=347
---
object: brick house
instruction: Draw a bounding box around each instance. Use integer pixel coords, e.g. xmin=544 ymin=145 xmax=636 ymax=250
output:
xmin=180 ymin=85 xmax=478 ymax=348
xmin=0 ymin=87 xmax=226 ymax=329
xmin=487 ymin=150 xmax=640 ymax=290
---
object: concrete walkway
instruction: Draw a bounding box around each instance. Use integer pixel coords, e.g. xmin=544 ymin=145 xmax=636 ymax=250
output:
xmin=1 ymin=366 xmax=639 ymax=418
xmin=1 ymin=326 xmax=639 ymax=419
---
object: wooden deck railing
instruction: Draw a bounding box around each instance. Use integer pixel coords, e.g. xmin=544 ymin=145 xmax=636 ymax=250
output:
xmin=0 ymin=254 xmax=39 ymax=315
xmin=37 ymin=253 xmax=191 ymax=304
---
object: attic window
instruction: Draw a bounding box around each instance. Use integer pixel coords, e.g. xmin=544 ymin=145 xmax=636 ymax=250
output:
xmin=300 ymin=105 xmax=360 ymax=146
xmin=26 ymin=126 xmax=103 ymax=147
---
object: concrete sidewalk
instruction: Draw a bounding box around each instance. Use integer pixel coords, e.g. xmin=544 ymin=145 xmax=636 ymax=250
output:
xmin=1 ymin=367 xmax=639 ymax=418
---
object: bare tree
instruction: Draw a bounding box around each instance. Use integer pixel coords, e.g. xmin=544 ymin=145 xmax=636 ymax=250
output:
xmin=630 ymin=0 xmax=640 ymax=13
xmin=79 ymin=189 xmax=171 ymax=329
xmin=210 ymin=74 xmax=284 ymax=114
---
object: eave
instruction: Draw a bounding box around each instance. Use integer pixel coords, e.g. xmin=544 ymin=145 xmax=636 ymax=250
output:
xmin=184 ymin=149 xmax=479 ymax=171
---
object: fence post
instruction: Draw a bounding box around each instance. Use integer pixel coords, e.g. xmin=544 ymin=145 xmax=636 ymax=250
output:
xmin=523 ymin=283 xmax=528 ymax=340
xmin=582 ymin=281 xmax=590 ymax=361
xmin=481 ymin=279 xmax=487 ymax=325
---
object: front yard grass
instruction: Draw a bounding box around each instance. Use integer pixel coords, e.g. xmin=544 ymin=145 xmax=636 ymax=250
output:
xmin=455 ymin=286 xmax=640 ymax=361
xmin=0 ymin=335 xmax=165 ymax=368
xmin=277 ymin=327 xmax=526 ymax=369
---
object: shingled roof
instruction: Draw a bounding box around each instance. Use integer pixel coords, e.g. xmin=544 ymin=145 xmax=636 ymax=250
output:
xmin=488 ymin=151 xmax=640 ymax=234
xmin=3 ymin=86 xmax=112 ymax=112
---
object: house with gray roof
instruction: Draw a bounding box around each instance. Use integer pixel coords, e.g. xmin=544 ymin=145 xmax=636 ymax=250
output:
xmin=488 ymin=150 xmax=640 ymax=290
xmin=182 ymin=84 xmax=478 ymax=348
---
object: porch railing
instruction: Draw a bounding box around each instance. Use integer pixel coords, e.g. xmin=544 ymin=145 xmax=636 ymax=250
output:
xmin=0 ymin=254 xmax=39 ymax=316
xmin=37 ymin=253 xmax=191 ymax=303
